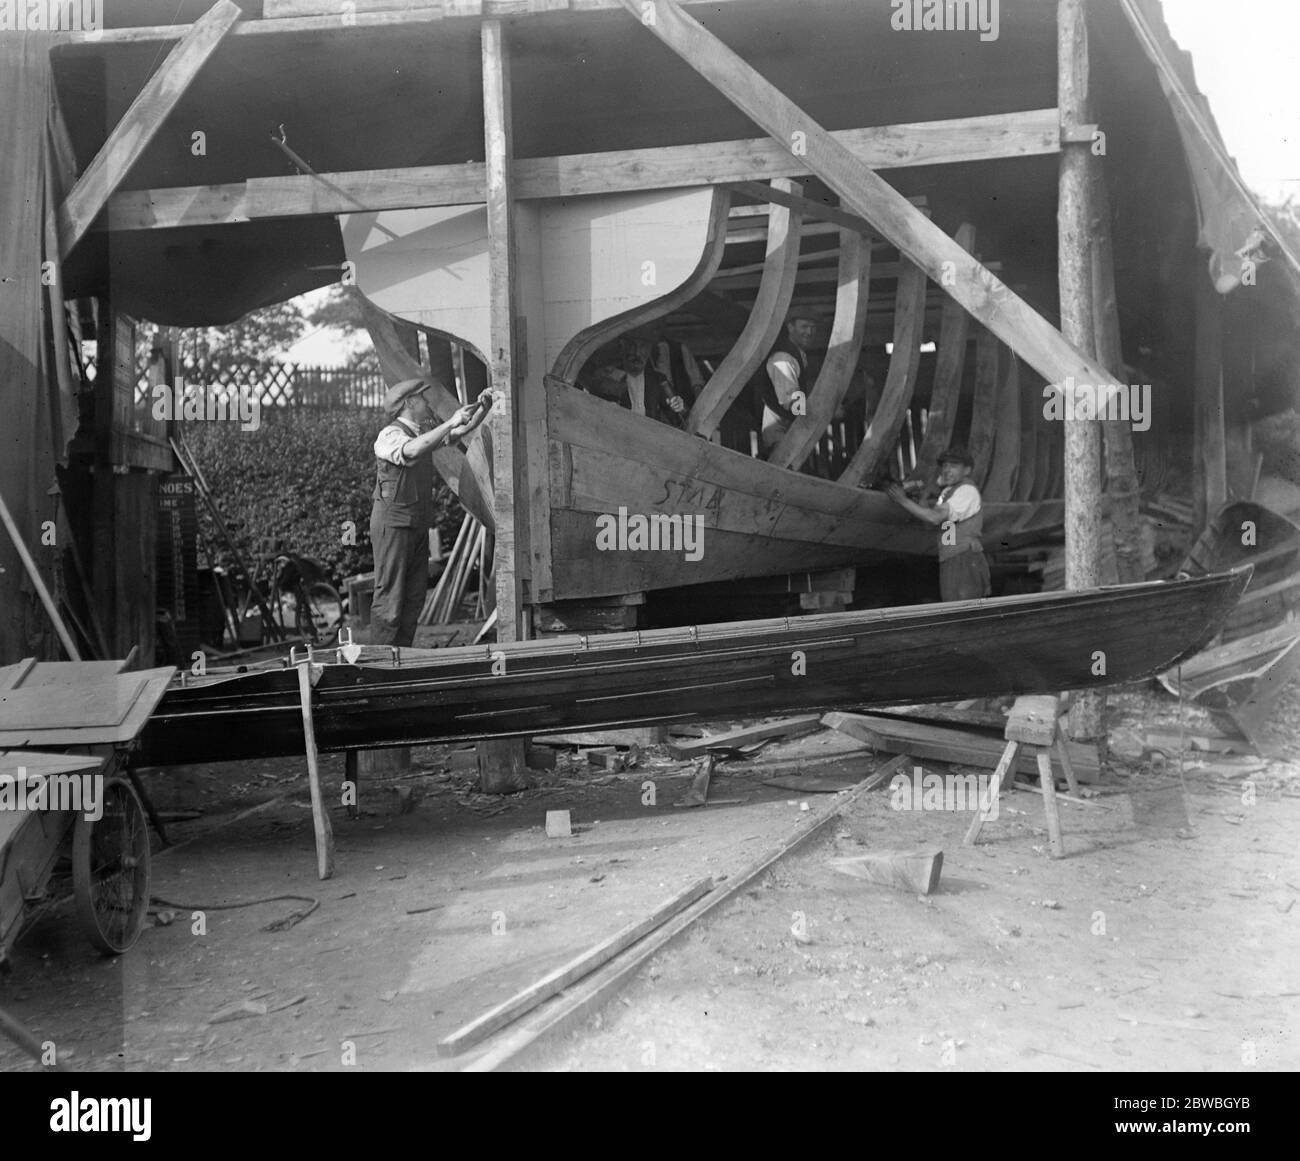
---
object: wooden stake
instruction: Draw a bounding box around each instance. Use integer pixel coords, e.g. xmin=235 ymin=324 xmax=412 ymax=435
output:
xmin=0 ymin=487 xmax=81 ymax=661
xmin=297 ymin=662 xmax=335 ymax=880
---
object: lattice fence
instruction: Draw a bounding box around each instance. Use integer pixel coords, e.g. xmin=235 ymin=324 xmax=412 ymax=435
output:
xmin=83 ymin=354 xmax=387 ymax=410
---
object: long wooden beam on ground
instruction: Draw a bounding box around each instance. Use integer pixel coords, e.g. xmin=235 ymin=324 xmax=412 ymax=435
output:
xmin=618 ymin=0 xmax=1118 ymax=405
xmin=907 ymin=223 xmax=974 ymax=486
xmin=436 ymin=877 xmax=713 ymax=1058
xmin=56 ymin=0 xmax=242 ymax=256
xmin=462 ymin=757 xmax=906 ymax=1071
xmin=838 ymin=262 xmax=927 ymax=487
xmin=687 ymin=179 xmax=803 ymax=438
xmin=103 ymin=110 xmax=1058 ymax=231
xmin=768 ymin=228 xmax=872 ymax=471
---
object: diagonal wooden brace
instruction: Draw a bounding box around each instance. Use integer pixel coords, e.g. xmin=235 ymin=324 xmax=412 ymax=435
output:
xmin=619 ymin=0 xmax=1119 ymax=394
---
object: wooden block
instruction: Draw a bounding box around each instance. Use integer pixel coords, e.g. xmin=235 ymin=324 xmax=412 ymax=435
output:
xmin=449 ymin=747 xmax=479 ymax=771
xmin=545 ymin=810 xmax=572 ymax=838
xmin=525 ymin=744 xmax=557 ymax=771
xmin=357 ymin=747 xmax=411 ymax=775
xmin=1004 ymin=695 xmax=1061 ymax=747
xmin=666 ymin=714 xmax=825 ymax=759
xmin=822 ymin=711 xmax=1100 ymax=784
xmin=830 ymin=848 xmax=944 ymax=895
xmin=587 ymin=747 xmax=626 ymax=772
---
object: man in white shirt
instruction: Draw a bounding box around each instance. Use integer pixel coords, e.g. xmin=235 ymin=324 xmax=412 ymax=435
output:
xmin=760 ymin=310 xmax=819 ymax=452
xmin=885 ymin=446 xmax=991 ymax=602
xmin=370 ymin=379 xmax=492 ymax=646
xmin=589 ymin=336 xmax=688 ymax=426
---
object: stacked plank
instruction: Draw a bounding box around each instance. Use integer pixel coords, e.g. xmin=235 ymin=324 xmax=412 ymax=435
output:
xmin=420 ymin=515 xmax=489 ymax=625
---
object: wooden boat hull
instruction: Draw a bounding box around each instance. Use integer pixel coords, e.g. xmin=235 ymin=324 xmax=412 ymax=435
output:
xmin=135 ymin=568 xmax=1248 ymax=767
xmin=545 ymin=383 xmax=1064 ymax=600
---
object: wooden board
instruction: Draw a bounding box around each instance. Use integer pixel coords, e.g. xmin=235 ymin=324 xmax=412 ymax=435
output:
xmin=465 ymin=800 xmax=846 ymax=1071
xmin=342 ymin=186 xmax=723 ymax=367
xmin=822 ymin=710 xmax=1100 ymax=784
xmin=665 ymin=714 xmax=825 ymax=759
xmin=0 ymin=679 xmax=147 ymax=730
xmin=57 ymin=0 xmax=243 ymax=256
xmin=436 ymin=877 xmax=712 ymax=1056
xmin=0 ymin=669 xmax=174 ymax=747
xmin=107 ymin=110 xmax=1060 ymax=231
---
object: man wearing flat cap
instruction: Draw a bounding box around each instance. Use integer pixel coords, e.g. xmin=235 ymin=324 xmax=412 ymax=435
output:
xmin=885 ymin=446 xmax=991 ymax=602
xmin=760 ymin=309 xmax=819 ymax=453
xmin=370 ymin=379 xmax=493 ymax=647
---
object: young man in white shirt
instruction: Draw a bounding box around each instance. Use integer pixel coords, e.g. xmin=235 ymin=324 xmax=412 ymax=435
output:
xmin=370 ymin=379 xmax=492 ymax=647
xmin=885 ymin=446 xmax=991 ymax=602
xmin=760 ymin=311 xmax=818 ymax=452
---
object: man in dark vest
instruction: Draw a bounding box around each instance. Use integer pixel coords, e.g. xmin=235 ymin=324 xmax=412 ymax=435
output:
xmin=884 ymin=446 xmax=991 ymax=602
xmin=370 ymin=379 xmax=492 ymax=647
xmin=759 ymin=309 xmax=818 ymax=453
xmin=589 ymin=336 xmax=689 ymax=427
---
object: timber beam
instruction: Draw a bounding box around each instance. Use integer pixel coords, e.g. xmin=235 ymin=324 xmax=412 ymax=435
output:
xmin=616 ymin=0 xmax=1119 ymax=405
xmin=57 ymin=0 xmax=242 ymax=256
xmin=103 ymin=110 xmax=1058 ymax=232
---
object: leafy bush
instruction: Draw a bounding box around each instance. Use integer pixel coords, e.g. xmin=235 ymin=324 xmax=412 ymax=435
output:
xmin=1255 ymin=409 xmax=1300 ymax=487
xmin=182 ymin=409 xmax=464 ymax=585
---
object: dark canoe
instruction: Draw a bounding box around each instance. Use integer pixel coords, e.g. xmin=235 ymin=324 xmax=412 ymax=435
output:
xmin=1178 ymin=501 xmax=1300 ymax=639
xmin=135 ymin=568 xmax=1250 ymax=767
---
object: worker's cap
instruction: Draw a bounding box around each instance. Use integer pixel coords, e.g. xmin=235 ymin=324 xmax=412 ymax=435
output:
xmin=786 ymin=307 xmax=821 ymax=325
xmin=382 ymin=378 xmax=432 ymax=419
xmin=938 ymin=445 xmax=974 ymax=468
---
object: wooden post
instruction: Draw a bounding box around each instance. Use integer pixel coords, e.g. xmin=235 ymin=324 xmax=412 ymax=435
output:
xmin=1090 ymin=163 xmax=1147 ymax=582
xmin=478 ymin=18 xmax=530 ymax=794
xmin=296 ymin=662 xmax=335 ymax=880
xmin=1193 ymin=255 xmax=1226 ymax=531
xmin=1058 ymin=0 xmax=1103 ymax=740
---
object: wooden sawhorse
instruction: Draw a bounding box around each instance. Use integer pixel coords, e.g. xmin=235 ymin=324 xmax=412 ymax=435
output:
xmin=964 ymin=694 xmax=1080 ymax=858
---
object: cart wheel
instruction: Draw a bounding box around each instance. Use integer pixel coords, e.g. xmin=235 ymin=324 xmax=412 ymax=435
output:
xmin=72 ymin=777 xmax=151 ymax=955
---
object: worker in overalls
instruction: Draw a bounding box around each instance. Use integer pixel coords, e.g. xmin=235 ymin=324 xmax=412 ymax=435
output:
xmin=370 ymin=379 xmax=492 ymax=647
xmin=884 ymin=446 xmax=991 ymax=602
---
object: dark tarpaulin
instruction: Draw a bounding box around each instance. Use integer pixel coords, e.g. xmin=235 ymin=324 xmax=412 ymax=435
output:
xmin=0 ymin=34 xmax=81 ymax=663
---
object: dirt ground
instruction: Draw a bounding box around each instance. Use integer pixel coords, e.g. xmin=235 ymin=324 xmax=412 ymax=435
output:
xmin=0 ymin=677 xmax=1296 ymax=1074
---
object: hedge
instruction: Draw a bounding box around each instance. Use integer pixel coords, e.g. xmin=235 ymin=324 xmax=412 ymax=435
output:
xmin=181 ymin=409 xmax=464 ymax=585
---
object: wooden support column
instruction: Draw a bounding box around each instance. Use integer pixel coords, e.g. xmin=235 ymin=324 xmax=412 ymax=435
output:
xmin=1059 ymin=0 xmax=1103 ymax=740
xmin=479 ymin=17 xmax=530 ymax=794
xmin=1090 ymin=138 xmax=1145 ymax=580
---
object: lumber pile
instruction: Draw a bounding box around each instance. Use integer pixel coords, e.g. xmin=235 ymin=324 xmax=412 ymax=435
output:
xmin=665 ymin=714 xmax=825 ymax=759
xmin=420 ymin=515 xmax=489 ymax=625
xmin=822 ymin=710 xmax=1100 ymax=784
